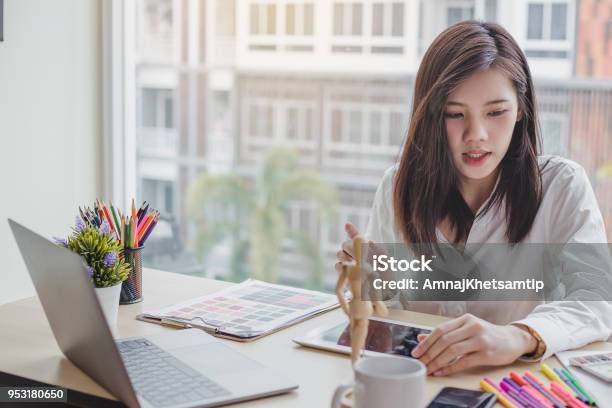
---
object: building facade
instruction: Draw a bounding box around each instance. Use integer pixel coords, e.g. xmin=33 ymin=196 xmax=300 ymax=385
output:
xmin=134 ymin=0 xmax=612 ymax=286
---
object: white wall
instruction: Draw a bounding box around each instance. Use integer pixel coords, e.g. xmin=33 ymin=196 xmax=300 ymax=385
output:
xmin=0 ymin=0 xmax=102 ymax=304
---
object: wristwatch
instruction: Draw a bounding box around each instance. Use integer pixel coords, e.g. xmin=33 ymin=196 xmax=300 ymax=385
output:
xmin=514 ymin=323 xmax=547 ymax=360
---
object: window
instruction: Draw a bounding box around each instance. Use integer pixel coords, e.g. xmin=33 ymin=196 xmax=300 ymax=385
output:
xmin=286 ymin=3 xmax=314 ymax=36
xmin=525 ymin=1 xmax=571 ymax=60
xmin=550 ymin=3 xmax=567 ymax=40
xmin=142 ymin=178 xmax=175 ymax=216
xmin=333 ymin=2 xmax=363 ymax=36
xmin=370 ymin=112 xmax=382 ymax=144
xmin=215 ymin=1 xmax=235 ymax=36
xmin=484 ymin=0 xmax=497 ymax=22
xmin=372 ymin=3 xmax=404 ymax=37
xmin=116 ymin=0 xmax=612 ymax=289
xmin=526 ymin=2 xmax=568 ymax=41
xmin=372 ymin=4 xmax=384 ymax=36
xmin=352 ymin=4 xmax=363 ymax=35
xmin=527 ymin=4 xmax=544 ymax=39
xmin=141 ymin=89 xmax=172 ymax=128
xmin=250 ymin=3 xmax=276 ymax=35
xmin=333 ymin=3 xmax=344 ymax=35
xmin=446 ymin=0 xmax=475 ymax=26
xmin=391 ymin=3 xmax=404 ymax=36
xmin=137 ymin=0 xmax=174 ymax=61
xmin=349 ymin=110 xmax=362 ymax=143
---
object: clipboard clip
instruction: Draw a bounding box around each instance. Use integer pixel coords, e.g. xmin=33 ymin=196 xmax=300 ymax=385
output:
xmin=159 ymin=315 xmax=220 ymax=335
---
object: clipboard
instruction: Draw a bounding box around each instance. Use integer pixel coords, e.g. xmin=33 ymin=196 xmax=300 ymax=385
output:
xmin=137 ymin=279 xmax=341 ymax=342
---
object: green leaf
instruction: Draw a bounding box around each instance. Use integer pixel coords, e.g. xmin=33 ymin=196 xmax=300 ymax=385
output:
xmin=288 ymin=230 xmax=325 ymax=290
xmin=596 ymin=162 xmax=612 ymax=181
xmin=186 ymin=145 xmax=339 ymax=285
xmin=65 ymin=224 xmax=131 ymax=287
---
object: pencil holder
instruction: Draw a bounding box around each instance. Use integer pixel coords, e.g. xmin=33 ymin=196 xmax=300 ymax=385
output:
xmin=120 ymin=246 xmax=144 ymax=304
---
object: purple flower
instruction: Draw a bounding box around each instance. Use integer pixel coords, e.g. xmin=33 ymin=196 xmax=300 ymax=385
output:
xmin=84 ymin=264 xmax=94 ymax=278
xmin=104 ymin=251 xmax=116 ymax=268
xmin=100 ymin=220 xmax=110 ymax=235
xmin=75 ymin=216 xmax=85 ymax=232
xmin=53 ymin=236 xmax=68 ymax=247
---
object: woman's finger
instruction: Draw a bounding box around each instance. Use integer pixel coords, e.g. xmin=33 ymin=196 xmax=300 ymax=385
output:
xmin=417 ymin=322 xmax=473 ymax=366
xmin=432 ymin=352 xmax=484 ymax=377
xmin=425 ymin=338 xmax=480 ymax=374
xmin=411 ymin=314 xmax=469 ymax=358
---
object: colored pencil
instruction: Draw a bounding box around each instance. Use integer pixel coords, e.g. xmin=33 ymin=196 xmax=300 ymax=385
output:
xmin=522 ymin=385 xmax=554 ymax=408
xmin=511 ymin=371 xmax=555 ymax=407
xmin=503 ymin=378 xmax=546 ymax=408
xmin=102 ymin=204 xmax=116 ymax=236
xmin=131 ymin=200 xmax=136 ymax=248
xmin=480 ymin=379 xmax=519 ymax=408
xmin=550 ymin=382 xmax=589 ymax=408
xmin=560 ymin=368 xmax=595 ymax=406
xmin=510 ymin=372 xmax=527 ymax=386
xmin=140 ymin=213 xmax=158 ymax=241
xmin=126 ymin=218 xmax=132 ymax=250
xmin=541 ymin=363 xmax=575 ymax=395
xmin=137 ymin=210 xmax=149 ymax=230
xmin=139 ymin=217 xmax=157 ymax=246
xmin=554 ymin=368 xmax=590 ymax=405
xmin=523 ymin=372 xmax=565 ymax=408
xmin=499 ymin=381 xmax=530 ymax=408
xmin=110 ymin=203 xmax=120 ymax=237
xmin=120 ymin=216 xmax=125 ymax=246
xmin=137 ymin=202 xmax=149 ymax=223
xmin=137 ymin=214 xmax=153 ymax=242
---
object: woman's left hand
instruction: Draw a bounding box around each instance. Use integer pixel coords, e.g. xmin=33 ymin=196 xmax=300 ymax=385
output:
xmin=410 ymin=313 xmax=536 ymax=376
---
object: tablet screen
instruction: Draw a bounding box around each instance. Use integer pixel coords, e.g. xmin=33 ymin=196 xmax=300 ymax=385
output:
xmin=321 ymin=319 xmax=432 ymax=357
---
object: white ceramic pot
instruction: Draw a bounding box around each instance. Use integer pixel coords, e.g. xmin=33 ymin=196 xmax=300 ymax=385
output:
xmin=94 ymin=283 xmax=121 ymax=327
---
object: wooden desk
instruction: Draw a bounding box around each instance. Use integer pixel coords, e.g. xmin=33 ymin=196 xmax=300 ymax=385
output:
xmin=1 ymin=268 xmax=610 ymax=407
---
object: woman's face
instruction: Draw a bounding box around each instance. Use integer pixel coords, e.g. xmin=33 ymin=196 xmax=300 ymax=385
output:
xmin=444 ymin=68 xmax=520 ymax=186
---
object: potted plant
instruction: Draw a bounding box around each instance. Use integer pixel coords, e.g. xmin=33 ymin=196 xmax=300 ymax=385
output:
xmin=55 ymin=216 xmax=130 ymax=326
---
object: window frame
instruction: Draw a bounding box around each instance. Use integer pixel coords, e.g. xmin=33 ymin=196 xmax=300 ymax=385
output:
xmin=523 ymin=0 xmax=574 ymax=60
xmin=103 ymin=0 xmax=138 ymax=210
xmin=445 ymin=0 xmax=475 ymax=27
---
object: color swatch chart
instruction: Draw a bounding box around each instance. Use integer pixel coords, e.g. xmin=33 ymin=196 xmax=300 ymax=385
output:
xmin=140 ymin=279 xmax=339 ymax=339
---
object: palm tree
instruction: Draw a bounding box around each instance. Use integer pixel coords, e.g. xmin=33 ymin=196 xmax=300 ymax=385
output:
xmin=186 ymin=146 xmax=338 ymax=287
xmin=596 ymin=162 xmax=612 ymax=181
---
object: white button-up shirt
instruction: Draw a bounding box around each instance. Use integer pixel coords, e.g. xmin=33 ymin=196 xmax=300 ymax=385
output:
xmin=365 ymin=155 xmax=612 ymax=359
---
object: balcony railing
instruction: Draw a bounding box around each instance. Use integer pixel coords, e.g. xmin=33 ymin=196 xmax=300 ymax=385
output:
xmin=138 ymin=127 xmax=177 ymax=157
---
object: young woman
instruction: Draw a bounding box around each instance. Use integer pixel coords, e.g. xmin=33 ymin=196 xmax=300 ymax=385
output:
xmin=335 ymin=21 xmax=612 ymax=376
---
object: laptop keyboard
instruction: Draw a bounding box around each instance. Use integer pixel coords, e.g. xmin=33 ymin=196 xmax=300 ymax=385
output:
xmin=117 ymin=338 xmax=231 ymax=407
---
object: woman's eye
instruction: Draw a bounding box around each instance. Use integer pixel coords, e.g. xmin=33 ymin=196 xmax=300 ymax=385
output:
xmin=488 ymin=109 xmax=508 ymax=117
xmin=444 ymin=112 xmax=463 ymax=119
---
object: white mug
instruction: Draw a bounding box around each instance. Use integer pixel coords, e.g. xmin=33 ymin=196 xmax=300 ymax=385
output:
xmin=331 ymin=356 xmax=426 ymax=408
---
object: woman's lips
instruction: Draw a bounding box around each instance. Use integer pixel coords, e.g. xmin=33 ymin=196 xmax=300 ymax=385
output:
xmin=462 ymin=151 xmax=491 ymax=166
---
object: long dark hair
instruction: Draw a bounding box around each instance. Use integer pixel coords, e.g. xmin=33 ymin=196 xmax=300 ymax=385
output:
xmin=393 ymin=21 xmax=542 ymax=244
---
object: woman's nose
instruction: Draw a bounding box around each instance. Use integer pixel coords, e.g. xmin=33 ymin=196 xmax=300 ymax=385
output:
xmin=463 ymin=119 xmax=488 ymax=143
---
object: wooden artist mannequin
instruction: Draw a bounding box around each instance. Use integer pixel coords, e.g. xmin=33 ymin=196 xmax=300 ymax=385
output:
xmin=335 ymin=235 xmax=389 ymax=364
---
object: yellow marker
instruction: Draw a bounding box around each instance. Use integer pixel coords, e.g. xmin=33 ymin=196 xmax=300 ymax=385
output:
xmin=540 ymin=363 xmax=575 ymax=394
xmin=479 ymin=379 xmax=518 ymax=408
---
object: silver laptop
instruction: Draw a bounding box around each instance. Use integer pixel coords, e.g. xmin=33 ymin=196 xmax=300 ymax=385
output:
xmin=8 ymin=219 xmax=298 ymax=408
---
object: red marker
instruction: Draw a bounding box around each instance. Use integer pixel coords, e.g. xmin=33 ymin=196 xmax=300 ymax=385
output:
xmin=550 ymin=382 xmax=589 ymax=408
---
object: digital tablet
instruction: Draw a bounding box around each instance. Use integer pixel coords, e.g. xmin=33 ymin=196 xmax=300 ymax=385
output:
xmin=293 ymin=316 xmax=433 ymax=358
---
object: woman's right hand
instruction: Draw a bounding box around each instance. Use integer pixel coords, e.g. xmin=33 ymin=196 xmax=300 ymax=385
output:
xmin=335 ymin=223 xmax=361 ymax=275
